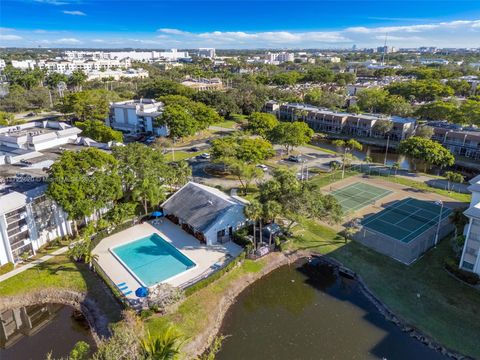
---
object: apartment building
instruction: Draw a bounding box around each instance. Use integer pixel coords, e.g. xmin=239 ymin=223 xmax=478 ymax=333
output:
xmin=64 ymin=49 xmax=189 ymax=63
xmin=198 ymin=48 xmax=216 ymax=59
xmin=428 ymin=121 xmax=480 ymax=160
xmin=180 ymin=77 xmax=223 ymax=91
xmin=276 ymin=103 xmax=416 ymax=140
xmin=459 ymin=175 xmax=480 ymax=275
xmin=0 ymin=121 xmax=81 ymax=165
xmin=106 ymin=99 xmax=168 ymax=136
xmin=39 ymin=58 xmax=131 ymax=74
xmin=265 ymin=52 xmax=294 ymax=64
xmin=0 ymin=184 xmax=71 ymax=265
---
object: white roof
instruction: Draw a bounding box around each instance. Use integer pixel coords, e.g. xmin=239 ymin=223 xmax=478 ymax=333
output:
xmin=0 ymin=192 xmax=28 ymax=215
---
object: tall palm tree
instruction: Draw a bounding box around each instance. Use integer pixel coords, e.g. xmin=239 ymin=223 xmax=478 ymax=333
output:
xmin=140 ymin=326 xmax=183 ymax=360
xmin=364 ymin=155 xmax=373 ymax=175
xmin=244 ymin=200 xmax=262 ymax=251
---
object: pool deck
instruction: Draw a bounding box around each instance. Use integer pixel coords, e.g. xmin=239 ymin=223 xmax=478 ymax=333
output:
xmin=93 ymin=221 xmax=242 ymax=299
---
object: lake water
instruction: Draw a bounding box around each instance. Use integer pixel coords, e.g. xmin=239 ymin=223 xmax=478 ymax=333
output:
xmin=216 ymin=259 xmax=447 ymax=360
xmin=0 ymin=304 xmax=95 ymax=360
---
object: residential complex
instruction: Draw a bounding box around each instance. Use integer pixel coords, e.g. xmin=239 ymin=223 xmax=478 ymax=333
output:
xmin=180 ymin=77 xmax=223 ymax=91
xmin=106 ymin=99 xmax=168 ymax=136
xmin=459 ymin=175 xmax=480 ymax=275
xmin=274 ymin=103 xmax=416 ymax=141
xmin=197 ymin=48 xmax=216 ymax=59
xmin=428 ymin=121 xmax=480 ymax=160
xmin=0 ymin=183 xmax=71 ymax=265
xmin=0 ymin=121 xmax=81 ymax=165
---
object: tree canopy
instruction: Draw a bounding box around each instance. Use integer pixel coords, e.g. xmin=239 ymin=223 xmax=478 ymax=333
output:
xmin=398 ymin=136 xmax=455 ymax=170
xmin=245 ymin=112 xmax=279 ymax=138
xmin=76 ymin=119 xmax=123 ymax=143
xmin=268 ymin=121 xmax=314 ymax=154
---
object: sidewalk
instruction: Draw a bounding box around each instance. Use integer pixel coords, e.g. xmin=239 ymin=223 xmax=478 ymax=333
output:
xmin=0 ymin=246 xmax=69 ymax=283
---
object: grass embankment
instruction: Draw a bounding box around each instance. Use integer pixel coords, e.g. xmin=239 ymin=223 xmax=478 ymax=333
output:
xmin=146 ymin=259 xmax=265 ymax=343
xmin=289 ymin=220 xmax=480 ymax=359
xmin=164 ymin=150 xmax=201 ymax=162
xmin=304 ymin=143 xmax=338 ymax=155
xmin=376 ymin=175 xmax=471 ymax=203
xmin=0 ymin=255 xmax=122 ymax=322
xmin=212 ymin=120 xmax=238 ymax=129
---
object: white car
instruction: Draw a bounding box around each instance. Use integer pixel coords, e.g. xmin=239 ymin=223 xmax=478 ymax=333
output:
xmin=256 ymin=164 xmax=268 ymax=171
xmin=199 ymin=153 xmax=211 ymax=159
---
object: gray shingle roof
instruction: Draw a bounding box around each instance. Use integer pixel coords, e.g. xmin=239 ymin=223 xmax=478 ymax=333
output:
xmin=162 ymin=182 xmax=242 ymax=232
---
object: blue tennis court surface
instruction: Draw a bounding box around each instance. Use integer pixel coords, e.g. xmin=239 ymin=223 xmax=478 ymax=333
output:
xmin=361 ymin=198 xmax=452 ymax=243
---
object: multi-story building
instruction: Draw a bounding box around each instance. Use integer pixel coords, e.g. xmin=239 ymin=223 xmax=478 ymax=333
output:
xmin=0 ymin=59 xmax=6 ymax=70
xmin=106 ymin=99 xmax=168 ymax=136
xmin=198 ymin=48 xmax=216 ymax=59
xmin=180 ymin=77 xmax=223 ymax=91
xmin=64 ymin=49 xmax=190 ymax=63
xmin=275 ymin=103 xmax=416 ymax=141
xmin=428 ymin=121 xmax=480 ymax=160
xmin=265 ymin=52 xmax=294 ymax=65
xmin=0 ymin=184 xmax=71 ymax=265
xmin=459 ymin=175 xmax=480 ymax=275
xmin=10 ymin=60 xmax=36 ymax=70
xmin=0 ymin=121 xmax=82 ymax=165
xmin=38 ymin=58 xmax=131 ymax=74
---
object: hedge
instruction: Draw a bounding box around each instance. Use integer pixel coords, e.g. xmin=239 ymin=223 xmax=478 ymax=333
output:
xmin=445 ymin=258 xmax=480 ymax=285
xmin=0 ymin=262 xmax=14 ymax=276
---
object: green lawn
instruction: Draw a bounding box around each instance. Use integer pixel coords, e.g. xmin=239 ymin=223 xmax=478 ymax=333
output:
xmin=164 ymin=150 xmax=201 ymax=162
xmin=304 ymin=143 xmax=338 ymax=155
xmin=375 ymin=175 xmax=471 ymax=203
xmin=289 ymin=220 xmax=480 ymax=359
xmin=212 ymin=120 xmax=238 ymax=129
xmin=0 ymin=254 xmax=122 ymax=323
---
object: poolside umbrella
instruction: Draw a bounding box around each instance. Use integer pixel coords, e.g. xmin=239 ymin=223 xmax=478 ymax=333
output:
xmin=151 ymin=211 xmax=163 ymax=218
xmin=135 ymin=287 xmax=149 ymax=298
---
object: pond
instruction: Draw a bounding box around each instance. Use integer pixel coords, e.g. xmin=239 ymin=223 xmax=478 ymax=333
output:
xmin=216 ymin=259 xmax=447 ymax=360
xmin=0 ymin=303 xmax=96 ymax=360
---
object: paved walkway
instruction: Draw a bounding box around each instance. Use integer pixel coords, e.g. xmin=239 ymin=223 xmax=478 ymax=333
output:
xmin=0 ymin=246 xmax=69 ymax=283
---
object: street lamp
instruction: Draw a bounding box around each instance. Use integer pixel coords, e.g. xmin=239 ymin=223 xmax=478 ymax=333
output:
xmin=434 ymin=200 xmax=444 ymax=247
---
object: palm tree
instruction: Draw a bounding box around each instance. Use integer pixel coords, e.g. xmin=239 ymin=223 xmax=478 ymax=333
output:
xmin=391 ymin=162 xmax=400 ymax=176
xmin=244 ymin=200 xmax=262 ymax=251
xmin=450 ymin=208 xmax=468 ymax=238
xmin=140 ymin=326 xmax=183 ymax=360
xmin=364 ymin=155 xmax=373 ymax=175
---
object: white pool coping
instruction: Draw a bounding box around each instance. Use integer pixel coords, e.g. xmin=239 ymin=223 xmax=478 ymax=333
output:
xmin=93 ymin=221 xmax=242 ymax=299
xmin=108 ymin=233 xmax=198 ymax=288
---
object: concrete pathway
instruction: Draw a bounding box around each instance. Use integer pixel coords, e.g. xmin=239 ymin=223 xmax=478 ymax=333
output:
xmin=0 ymin=246 xmax=69 ymax=283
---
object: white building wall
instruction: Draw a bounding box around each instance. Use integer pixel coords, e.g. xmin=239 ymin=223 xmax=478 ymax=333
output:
xmin=203 ymin=205 xmax=246 ymax=245
xmin=0 ymin=215 xmax=12 ymax=265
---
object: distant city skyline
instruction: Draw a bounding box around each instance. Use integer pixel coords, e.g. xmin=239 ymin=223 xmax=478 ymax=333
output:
xmin=1 ymin=0 xmax=480 ymax=49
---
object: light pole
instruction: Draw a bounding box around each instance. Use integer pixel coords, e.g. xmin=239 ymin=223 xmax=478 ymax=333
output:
xmin=383 ymin=134 xmax=390 ymax=166
xmin=434 ymin=200 xmax=444 ymax=247
xmin=342 ymin=146 xmax=350 ymax=179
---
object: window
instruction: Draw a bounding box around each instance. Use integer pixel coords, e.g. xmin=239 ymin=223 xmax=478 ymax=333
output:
xmin=462 ymin=261 xmax=475 ymax=271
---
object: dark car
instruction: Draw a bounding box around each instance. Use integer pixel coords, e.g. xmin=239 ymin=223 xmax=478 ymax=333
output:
xmin=189 ymin=147 xmax=200 ymax=152
xmin=286 ymin=155 xmax=301 ymax=163
xmin=329 ymin=160 xmax=342 ymax=168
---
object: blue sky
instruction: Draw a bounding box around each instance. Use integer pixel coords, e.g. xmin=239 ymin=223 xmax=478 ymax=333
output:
xmin=1 ymin=1 xmax=480 ymax=48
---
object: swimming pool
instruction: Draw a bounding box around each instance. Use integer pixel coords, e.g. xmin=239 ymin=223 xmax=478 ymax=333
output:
xmin=110 ymin=233 xmax=196 ymax=287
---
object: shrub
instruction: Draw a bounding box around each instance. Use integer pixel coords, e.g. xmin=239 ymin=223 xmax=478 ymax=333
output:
xmin=445 ymin=258 xmax=480 ymax=285
xmin=0 ymin=262 xmax=14 ymax=275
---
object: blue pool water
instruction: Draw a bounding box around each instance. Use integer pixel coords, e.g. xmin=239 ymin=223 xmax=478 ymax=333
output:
xmin=111 ymin=233 xmax=196 ymax=287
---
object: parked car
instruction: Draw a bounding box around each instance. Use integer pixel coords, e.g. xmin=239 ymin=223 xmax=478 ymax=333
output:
xmin=189 ymin=146 xmax=200 ymax=152
xmin=197 ymin=153 xmax=211 ymax=159
xmin=328 ymin=160 xmax=342 ymax=168
xmin=256 ymin=164 xmax=268 ymax=171
xmin=286 ymin=155 xmax=302 ymax=163
xmin=145 ymin=136 xmax=156 ymax=144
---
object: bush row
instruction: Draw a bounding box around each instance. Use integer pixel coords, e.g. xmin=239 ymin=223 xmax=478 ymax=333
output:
xmin=445 ymin=258 xmax=480 ymax=285
xmin=0 ymin=262 xmax=14 ymax=275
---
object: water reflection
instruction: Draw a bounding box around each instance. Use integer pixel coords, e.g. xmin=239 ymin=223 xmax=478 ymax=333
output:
xmin=0 ymin=304 xmax=95 ymax=360
xmin=216 ymin=259 xmax=447 ymax=360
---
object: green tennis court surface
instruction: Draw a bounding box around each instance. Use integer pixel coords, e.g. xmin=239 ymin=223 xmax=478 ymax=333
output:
xmin=331 ymin=182 xmax=392 ymax=212
xmin=361 ymin=198 xmax=452 ymax=243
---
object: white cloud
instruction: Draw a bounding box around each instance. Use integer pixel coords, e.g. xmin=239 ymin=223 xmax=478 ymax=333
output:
xmin=0 ymin=34 xmax=23 ymax=41
xmin=63 ymin=10 xmax=86 ymax=16
xmin=54 ymin=38 xmax=81 ymax=44
xmin=34 ymin=0 xmax=69 ymax=5
xmin=158 ymin=28 xmax=188 ymax=35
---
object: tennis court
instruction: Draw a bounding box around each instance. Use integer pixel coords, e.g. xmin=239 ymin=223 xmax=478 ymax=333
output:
xmin=330 ymin=182 xmax=392 ymax=212
xmin=361 ymin=198 xmax=452 ymax=244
